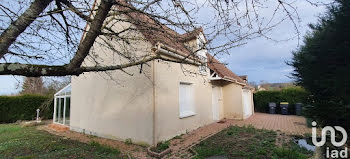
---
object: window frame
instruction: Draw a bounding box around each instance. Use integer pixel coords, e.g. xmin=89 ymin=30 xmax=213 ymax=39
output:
xmin=178 ymin=82 xmax=196 ymax=118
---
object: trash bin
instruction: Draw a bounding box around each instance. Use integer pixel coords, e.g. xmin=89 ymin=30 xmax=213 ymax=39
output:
xmin=269 ymin=102 xmax=276 ymax=114
xmin=280 ymin=102 xmax=289 ymax=115
xmin=295 ymin=103 xmax=302 ymax=116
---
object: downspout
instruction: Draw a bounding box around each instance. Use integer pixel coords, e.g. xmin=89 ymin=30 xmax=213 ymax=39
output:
xmin=152 ymin=50 xmax=157 ymax=146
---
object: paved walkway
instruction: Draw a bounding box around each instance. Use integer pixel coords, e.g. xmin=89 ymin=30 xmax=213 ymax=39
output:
xmin=232 ymin=113 xmax=311 ymax=135
xmin=167 ymin=113 xmax=311 ymax=159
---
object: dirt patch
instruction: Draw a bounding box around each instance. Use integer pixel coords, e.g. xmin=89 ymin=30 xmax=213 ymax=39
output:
xmin=48 ymin=123 xmax=69 ymax=132
xmin=275 ymin=131 xmax=292 ymax=147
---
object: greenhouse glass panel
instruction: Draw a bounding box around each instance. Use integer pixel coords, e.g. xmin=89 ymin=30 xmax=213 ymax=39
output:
xmin=54 ymin=84 xmax=71 ymax=126
xmin=65 ymin=97 xmax=71 ymax=125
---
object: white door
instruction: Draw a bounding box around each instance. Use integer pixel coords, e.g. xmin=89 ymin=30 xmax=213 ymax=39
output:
xmin=212 ymin=86 xmax=221 ymax=121
xmin=243 ymin=90 xmax=252 ymax=118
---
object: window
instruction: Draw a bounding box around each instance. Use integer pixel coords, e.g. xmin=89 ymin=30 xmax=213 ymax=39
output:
xmin=198 ymin=40 xmax=204 ymax=49
xmin=197 ymin=36 xmax=205 ymax=49
xmin=198 ymin=55 xmax=207 ymax=74
xmin=179 ymin=82 xmax=195 ymax=118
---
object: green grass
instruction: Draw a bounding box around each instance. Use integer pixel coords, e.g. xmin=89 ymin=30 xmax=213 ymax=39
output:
xmin=0 ymin=124 xmax=126 ymax=159
xmin=193 ymin=126 xmax=313 ymax=159
xmin=272 ymin=148 xmax=308 ymax=159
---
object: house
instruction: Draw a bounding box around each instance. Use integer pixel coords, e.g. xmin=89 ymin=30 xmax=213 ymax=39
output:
xmin=52 ymin=0 xmax=254 ymax=146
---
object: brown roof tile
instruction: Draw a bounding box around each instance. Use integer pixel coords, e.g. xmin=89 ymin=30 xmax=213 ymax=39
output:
xmin=117 ymin=1 xmax=191 ymax=55
xmin=180 ymin=27 xmax=203 ymax=42
xmin=117 ymin=1 xmax=244 ymax=84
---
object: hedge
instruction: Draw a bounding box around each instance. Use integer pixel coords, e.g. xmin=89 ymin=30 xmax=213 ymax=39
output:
xmin=253 ymin=87 xmax=310 ymax=114
xmin=0 ymin=94 xmax=53 ymax=123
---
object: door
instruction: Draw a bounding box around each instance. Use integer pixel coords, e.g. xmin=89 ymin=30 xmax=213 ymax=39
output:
xmin=212 ymin=86 xmax=221 ymax=121
xmin=54 ymin=97 xmax=71 ymax=125
xmin=243 ymin=89 xmax=252 ymax=118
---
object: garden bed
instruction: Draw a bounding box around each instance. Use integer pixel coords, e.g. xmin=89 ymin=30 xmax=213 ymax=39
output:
xmin=192 ymin=125 xmax=314 ymax=159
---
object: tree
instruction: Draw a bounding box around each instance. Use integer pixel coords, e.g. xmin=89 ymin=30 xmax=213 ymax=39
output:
xmin=21 ymin=77 xmax=44 ymax=94
xmin=289 ymin=0 xmax=350 ymax=131
xmin=43 ymin=77 xmax=71 ymax=95
xmin=0 ymin=0 xmax=304 ymax=77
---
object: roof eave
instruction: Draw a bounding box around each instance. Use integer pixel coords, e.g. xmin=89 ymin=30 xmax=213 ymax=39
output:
xmin=223 ymin=76 xmax=247 ymax=86
xmin=153 ymin=42 xmax=201 ymax=65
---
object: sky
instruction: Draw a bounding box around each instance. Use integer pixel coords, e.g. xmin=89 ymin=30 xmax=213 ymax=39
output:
xmin=0 ymin=0 xmax=330 ymax=95
xmin=217 ymin=1 xmax=329 ymax=84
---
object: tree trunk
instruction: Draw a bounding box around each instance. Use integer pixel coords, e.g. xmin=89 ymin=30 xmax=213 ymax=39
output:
xmin=66 ymin=0 xmax=113 ymax=70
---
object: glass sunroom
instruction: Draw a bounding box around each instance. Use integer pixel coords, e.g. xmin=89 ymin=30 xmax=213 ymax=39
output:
xmin=53 ymin=84 xmax=71 ymax=126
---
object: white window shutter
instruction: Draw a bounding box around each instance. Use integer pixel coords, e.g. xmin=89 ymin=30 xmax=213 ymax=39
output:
xmin=179 ymin=83 xmax=195 ymax=118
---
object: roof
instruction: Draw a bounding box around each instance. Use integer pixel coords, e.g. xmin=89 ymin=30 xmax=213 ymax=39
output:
xmin=117 ymin=1 xmax=198 ymax=56
xmin=117 ymin=1 xmax=244 ymax=84
xmin=207 ymin=53 xmax=245 ymax=84
xmin=180 ymin=27 xmax=204 ymax=42
xmin=239 ymin=75 xmax=248 ymax=81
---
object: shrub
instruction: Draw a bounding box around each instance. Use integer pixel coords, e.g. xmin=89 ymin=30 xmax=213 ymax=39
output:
xmin=0 ymin=94 xmax=53 ymax=123
xmin=151 ymin=141 xmax=170 ymax=153
xmin=124 ymin=138 xmax=132 ymax=145
xmin=254 ymin=87 xmax=310 ymax=114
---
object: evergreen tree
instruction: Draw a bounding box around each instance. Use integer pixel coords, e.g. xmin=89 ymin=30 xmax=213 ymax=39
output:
xmin=289 ymin=0 xmax=350 ymax=131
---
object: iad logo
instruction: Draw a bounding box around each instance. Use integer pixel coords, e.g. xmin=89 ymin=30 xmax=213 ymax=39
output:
xmin=312 ymin=121 xmax=348 ymax=158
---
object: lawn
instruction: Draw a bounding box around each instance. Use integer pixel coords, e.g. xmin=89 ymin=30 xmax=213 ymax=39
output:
xmin=0 ymin=124 xmax=126 ymax=159
xmin=192 ymin=125 xmax=313 ymax=159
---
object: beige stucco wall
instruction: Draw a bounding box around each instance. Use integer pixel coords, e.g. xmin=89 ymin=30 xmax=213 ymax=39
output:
xmin=222 ymin=82 xmax=244 ymax=120
xmin=154 ymin=59 xmax=214 ymax=143
xmin=68 ymin=1 xmax=248 ymax=144
xmin=70 ymin=13 xmax=155 ymax=145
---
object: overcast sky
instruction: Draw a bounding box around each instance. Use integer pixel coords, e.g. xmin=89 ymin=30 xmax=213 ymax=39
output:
xmin=0 ymin=1 xmax=329 ymax=95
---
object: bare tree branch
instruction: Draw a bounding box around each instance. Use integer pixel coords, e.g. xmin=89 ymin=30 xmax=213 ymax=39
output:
xmin=0 ymin=0 xmax=53 ymax=59
xmin=0 ymin=0 xmax=308 ymax=77
xmin=0 ymin=54 xmax=199 ymax=77
xmin=59 ymin=0 xmax=92 ymax=22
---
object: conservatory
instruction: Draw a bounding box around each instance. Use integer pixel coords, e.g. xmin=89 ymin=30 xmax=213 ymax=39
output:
xmin=53 ymin=84 xmax=71 ymax=126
